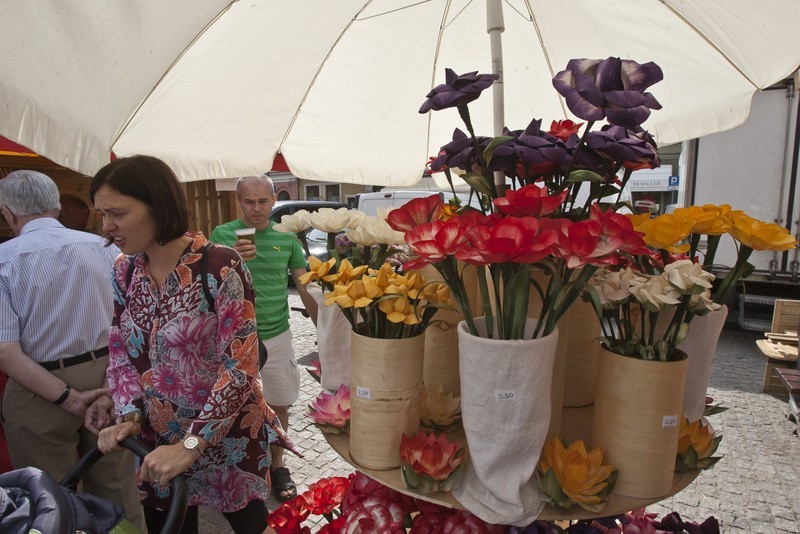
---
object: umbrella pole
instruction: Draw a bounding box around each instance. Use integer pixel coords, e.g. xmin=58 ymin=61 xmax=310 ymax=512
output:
xmin=487 ymin=0 xmax=506 ymax=197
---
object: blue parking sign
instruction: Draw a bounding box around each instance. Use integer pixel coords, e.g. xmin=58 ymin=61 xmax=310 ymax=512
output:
xmin=668 ymin=175 xmax=679 ymax=187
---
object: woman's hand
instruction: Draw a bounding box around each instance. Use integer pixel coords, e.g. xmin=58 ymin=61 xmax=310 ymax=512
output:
xmin=140 ymin=442 xmax=202 ymax=488
xmin=97 ymin=422 xmax=141 ymax=454
xmin=84 ymin=393 xmax=115 ymax=435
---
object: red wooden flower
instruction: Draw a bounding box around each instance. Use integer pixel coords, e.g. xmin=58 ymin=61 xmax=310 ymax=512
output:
xmin=386 ymin=194 xmax=444 ymax=232
xmin=301 ymin=475 xmax=351 ymax=516
xmin=493 ymin=183 xmax=567 ymax=218
xmin=267 ymin=497 xmax=310 ymax=534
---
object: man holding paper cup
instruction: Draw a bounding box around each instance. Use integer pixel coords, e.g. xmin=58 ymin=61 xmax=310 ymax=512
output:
xmin=211 ymin=174 xmax=317 ymax=503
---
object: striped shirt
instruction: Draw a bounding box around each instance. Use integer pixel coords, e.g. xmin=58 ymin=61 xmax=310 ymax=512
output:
xmin=210 ymin=219 xmax=306 ymax=339
xmin=0 ymin=218 xmax=120 ymax=362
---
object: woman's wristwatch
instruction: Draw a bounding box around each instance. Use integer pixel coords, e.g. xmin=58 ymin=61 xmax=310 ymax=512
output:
xmin=183 ymin=435 xmax=203 ymax=456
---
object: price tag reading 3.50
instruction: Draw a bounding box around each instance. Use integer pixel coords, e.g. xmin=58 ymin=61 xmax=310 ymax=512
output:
xmin=356 ymin=386 xmax=371 ymax=400
xmin=495 ymin=389 xmax=517 ymax=403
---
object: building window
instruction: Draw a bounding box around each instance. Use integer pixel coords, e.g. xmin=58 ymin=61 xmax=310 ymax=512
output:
xmin=277 ymin=190 xmax=290 ymax=201
xmin=325 ymin=184 xmax=340 ymax=202
xmin=306 ymin=185 xmax=320 ymax=200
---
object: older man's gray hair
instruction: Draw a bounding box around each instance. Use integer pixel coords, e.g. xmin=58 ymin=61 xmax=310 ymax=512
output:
xmin=236 ymin=174 xmax=276 ymax=197
xmin=0 ymin=170 xmax=61 ymax=216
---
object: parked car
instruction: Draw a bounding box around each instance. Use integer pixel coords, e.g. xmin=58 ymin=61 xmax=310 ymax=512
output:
xmin=269 ymin=200 xmax=347 ymax=223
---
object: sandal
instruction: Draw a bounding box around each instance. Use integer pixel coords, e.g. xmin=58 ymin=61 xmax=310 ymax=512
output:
xmin=271 ymin=466 xmax=298 ymax=502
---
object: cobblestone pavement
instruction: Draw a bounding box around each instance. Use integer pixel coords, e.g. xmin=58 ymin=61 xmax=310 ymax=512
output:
xmin=201 ymin=291 xmax=800 ymax=533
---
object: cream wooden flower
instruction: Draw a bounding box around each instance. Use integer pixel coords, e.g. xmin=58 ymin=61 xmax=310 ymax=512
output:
xmin=420 ymin=384 xmax=461 ymax=428
xmin=305 ymin=207 xmax=364 ymax=233
xmin=273 ymin=209 xmax=312 ymax=233
xmin=346 ymin=215 xmax=405 ymax=246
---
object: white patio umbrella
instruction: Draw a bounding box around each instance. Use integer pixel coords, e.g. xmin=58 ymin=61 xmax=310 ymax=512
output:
xmin=0 ymin=0 xmax=798 ymax=184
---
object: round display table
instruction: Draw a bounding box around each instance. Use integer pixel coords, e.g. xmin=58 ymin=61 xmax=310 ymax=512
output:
xmin=323 ymin=404 xmax=699 ymax=521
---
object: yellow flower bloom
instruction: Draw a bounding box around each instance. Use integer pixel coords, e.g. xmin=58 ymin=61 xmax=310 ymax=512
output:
xmin=322 ymin=258 xmax=368 ymax=285
xmin=440 ymin=202 xmax=459 ymax=221
xmin=677 ymin=417 xmax=715 ymax=458
xmin=378 ymin=295 xmax=420 ymax=324
xmin=326 ymin=280 xmax=373 ymax=309
xmin=727 ymin=214 xmax=797 ymax=251
xmin=298 ymin=256 xmax=337 ymax=285
xmin=636 ymin=213 xmax=694 ymax=253
xmin=626 ymin=212 xmax=651 ymax=229
xmin=673 ymin=204 xmax=732 ymax=236
xmin=538 ymin=438 xmax=615 ymax=512
xmin=422 ymin=282 xmax=451 ymax=304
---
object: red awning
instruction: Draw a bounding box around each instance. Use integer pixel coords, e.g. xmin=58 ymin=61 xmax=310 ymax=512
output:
xmin=0 ymin=135 xmax=36 ymax=157
xmin=271 ymin=153 xmax=290 ymax=172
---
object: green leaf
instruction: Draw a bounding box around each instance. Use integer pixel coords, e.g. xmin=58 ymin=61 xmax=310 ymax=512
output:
xmin=482 ymin=135 xmax=515 ymax=163
xmin=566 ymin=169 xmax=605 ymax=183
xmin=461 ymin=171 xmax=495 ymax=198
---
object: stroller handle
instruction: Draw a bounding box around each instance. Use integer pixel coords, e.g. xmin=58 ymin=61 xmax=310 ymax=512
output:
xmin=60 ymin=437 xmax=188 ymax=534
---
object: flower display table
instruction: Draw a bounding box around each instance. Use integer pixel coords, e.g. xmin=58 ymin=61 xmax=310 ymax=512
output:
xmin=322 ymin=404 xmax=700 ymax=521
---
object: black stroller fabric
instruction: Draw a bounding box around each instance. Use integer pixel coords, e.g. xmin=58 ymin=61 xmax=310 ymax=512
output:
xmin=0 ymin=466 xmax=125 ymax=533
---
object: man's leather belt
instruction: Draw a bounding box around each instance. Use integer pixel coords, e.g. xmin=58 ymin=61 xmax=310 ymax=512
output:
xmin=40 ymin=347 xmax=109 ymax=371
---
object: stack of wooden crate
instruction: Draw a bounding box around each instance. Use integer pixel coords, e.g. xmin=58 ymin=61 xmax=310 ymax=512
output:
xmin=755 ymin=299 xmax=800 ymax=393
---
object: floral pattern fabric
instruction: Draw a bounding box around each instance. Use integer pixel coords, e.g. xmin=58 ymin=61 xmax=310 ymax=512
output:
xmin=107 ymin=233 xmax=294 ymax=512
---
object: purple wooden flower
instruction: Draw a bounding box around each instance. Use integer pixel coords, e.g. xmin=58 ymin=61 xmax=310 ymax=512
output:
xmin=586 ymin=125 xmax=661 ymax=170
xmin=552 ymin=57 xmax=663 ymax=128
xmin=429 ymin=128 xmax=490 ymax=172
xmin=419 ymin=68 xmax=499 ymax=113
xmin=513 ymin=119 xmax=570 ymax=175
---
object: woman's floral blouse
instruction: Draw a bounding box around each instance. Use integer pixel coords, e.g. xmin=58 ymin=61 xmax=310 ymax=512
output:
xmin=107 ymin=233 xmax=295 ymax=512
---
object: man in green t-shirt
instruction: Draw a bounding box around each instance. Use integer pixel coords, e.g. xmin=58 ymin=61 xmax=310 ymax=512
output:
xmin=211 ymin=174 xmax=317 ymax=503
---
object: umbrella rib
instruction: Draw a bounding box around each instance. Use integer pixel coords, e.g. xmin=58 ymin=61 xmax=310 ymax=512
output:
xmin=657 ymin=0 xmax=757 ymax=88
xmin=109 ymin=2 xmax=237 ymax=150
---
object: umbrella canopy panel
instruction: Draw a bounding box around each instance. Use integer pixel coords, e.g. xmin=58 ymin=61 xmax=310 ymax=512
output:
xmin=0 ymin=0 xmax=798 ymax=184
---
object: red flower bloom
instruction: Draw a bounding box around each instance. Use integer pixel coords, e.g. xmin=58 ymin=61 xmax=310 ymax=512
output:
xmin=493 ymin=183 xmax=567 ymax=217
xmin=410 ymin=510 xmax=457 ymax=533
xmin=591 ymin=205 xmax=648 ymax=254
xmin=400 ymin=430 xmax=464 ymax=481
xmin=341 ymin=472 xmax=415 ymax=515
xmin=543 ymin=217 xmax=608 ymax=269
xmin=317 ymin=514 xmax=347 ymax=534
xmin=341 ymin=495 xmax=406 ymax=534
xmin=267 ymin=498 xmax=311 ymax=534
xmin=386 ymin=195 xmax=444 ymax=232
xmin=402 ymin=218 xmax=469 ymax=269
xmin=462 ymin=216 xmax=555 ymax=265
xmin=549 ymin=119 xmax=584 ymax=141
xmin=301 ymin=476 xmax=350 ymax=516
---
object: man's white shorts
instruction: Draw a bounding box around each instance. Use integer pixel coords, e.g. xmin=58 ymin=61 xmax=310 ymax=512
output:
xmin=259 ymin=328 xmax=300 ymax=406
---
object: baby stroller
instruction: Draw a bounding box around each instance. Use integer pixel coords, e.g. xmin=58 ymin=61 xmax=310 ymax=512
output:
xmin=0 ymin=437 xmax=187 ymax=534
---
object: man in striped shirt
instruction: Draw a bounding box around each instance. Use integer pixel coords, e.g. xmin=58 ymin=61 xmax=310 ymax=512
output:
xmin=211 ymin=174 xmax=317 ymax=503
xmin=0 ymin=170 xmax=145 ymax=530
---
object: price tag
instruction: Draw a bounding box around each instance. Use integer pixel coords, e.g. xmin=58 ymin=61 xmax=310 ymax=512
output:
xmin=356 ymin=386 xmax=371 ymax=400
xmin=495 ymin=389 xmax=517 ymax=403
xmin=662 ymin=415 xmax=678 ymax=428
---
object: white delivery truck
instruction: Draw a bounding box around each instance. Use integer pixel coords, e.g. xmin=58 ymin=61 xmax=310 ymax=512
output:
xmin=356 ymin=189 xmax=480 ymax=216
xmin=687 ymin=82 xmax=800 ymax=329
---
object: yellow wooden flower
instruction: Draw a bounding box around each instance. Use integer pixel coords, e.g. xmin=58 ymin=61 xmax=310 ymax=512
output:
xmin=298 ymin=256 xmax=336 ymax=285
xmin=322 ymin=258 xmax=368 ymax=285
xmin=727 ymin=214 xmax=797 ymax=251
xmin=325 ymin=280 xmax=373 ymax=309
xmin=378 ymin=295 xmax=420 ymax=324
xmin=626 ymin=212 xmax=651 ymax=229
xmin=422 ymin=282 xmax=451 ymax=304
xmin=673 ymin=204 xmax=732 ymax=235
xmin=676 ymin=416 xmax=723 ymax=471
xmin=636 ymin=213 xmax=694 ymax=253
xmin=537 ymin=437 xmax=616 ymax=513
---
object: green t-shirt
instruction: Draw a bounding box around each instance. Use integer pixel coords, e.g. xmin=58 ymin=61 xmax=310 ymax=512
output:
xmin=210 ymin=220 xmax=306 ymax=339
